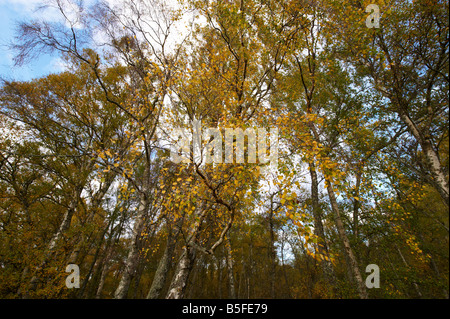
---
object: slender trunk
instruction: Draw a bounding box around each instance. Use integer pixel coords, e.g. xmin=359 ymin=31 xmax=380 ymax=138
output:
xmin=96 ymin=209 xmax=127 ymax=298
xmin=165 ymin=205 xmax=208 ymax=299
xmin=146 ymin=219 xmax=182 ymax=299
xmin=387 ymin=259 xmax=410 ymax=298
xmin=68 ymin=171 xmax=116 ymax=265
xmin=132 ymin=262 xmax=144 ymax=299
xmin=77 ymin=233 xmax=105 ymax=298
xmin=203 ymin=257 xmax=210 ymax=297
xmin=422 ymin=139 xmax=449 ymax=206
xmin=95 ymin=250 xmax=112 ymax=299
xmin=309 ymin=162 xmax=337 ymax=291
xmin=268 ymin=201 xmax=276 ymax=299
xmin=247 ymin=237 xmax=253 ymax=299
xmin=16 ymin=266 xmax=29 ymax=298
xmin=396 ymin=244 xmax=423 ymax=298
xmin=353 ymin=170 xmax=362 ymax=239
xmin=280 ymin=233 xmax=292 ymax=298
xmin=114 ymin=195 xmax=148 ymax=299
xmin=26 ymin=188 xmax=80 ymax=296
xmin=187 ymin=255 xmax=201 ymax=298
xmin=326 ymin=181 xmax=368 ymax=299
xmin=165 ymin=246 xmax=197 ymax=299
xmin=238 ymin=258 xmax=244 ymax=298
xmin=207 ymin=254 xmax=214 ymax=299
xmin=225 ymin=237 xmax=237 ymax=299
xmin=217 ymin=256 xmax=222 ymax=299
xmin=399 ymin=112 xmax=449 ymax=206
xmin=247 ymin=277 xmax=250 ymax=299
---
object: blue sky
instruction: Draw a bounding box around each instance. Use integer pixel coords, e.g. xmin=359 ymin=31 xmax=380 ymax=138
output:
xmin=0 ymin=0 xmax=63 ymax=81
xmin=0 ymin=0 xmax=190 ymax=82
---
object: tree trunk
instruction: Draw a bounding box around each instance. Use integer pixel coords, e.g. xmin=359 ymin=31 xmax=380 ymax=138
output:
xmin=396 ymin=244 xmax=423 ymax=298
xmin=95 ymin=253 xmax=112 ymax=299
xmin=326 ymin=181 xmax=368 ymax=299
xmin=309 ymin=162 xmax=337 ymax=291
xmin=297 ymin=236 xmax=313 ymax=299
xmin=353 ymin=170 xmax=362 ymax=239
xmin=217 ymin=256 xmax=222 ymax=299
xmin=267 ymin=198 xmax=277 ymax=299
xmin=26 ymin=188 xmax=81 ymax=296
xmin=68 ymin=170 xmax=116 ymax=265
xmin=165 ymin=246 xmax=196 ymax=299
xmin=114 ymin=195 xmax=148 ymax=299
xmin=147 ymin=218 xmax=182 ymax=299
xmin=165 ymin=204 xmax=209 ymax=299
xmin=280 ymin=232 xmax=292 ymax=298
xmin=399 ymin=112 xmax=449 ymax=206
xmin=96 ymin=208 xmax=127 ymax=299
xmin=226 ymin=237 xmax=237 ymax=299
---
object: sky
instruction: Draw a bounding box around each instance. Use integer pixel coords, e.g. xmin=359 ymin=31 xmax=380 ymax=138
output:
xmin=0 ymin=0 xmax=64 ymax=81
xmin=0 ymin=0 xmax=191 ymax=82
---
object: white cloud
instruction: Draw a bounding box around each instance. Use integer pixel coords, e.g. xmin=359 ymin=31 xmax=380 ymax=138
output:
xmin=0 ymin=0 xmax=88 ymax=26
xmin=0 ymin=0 xmax=42 ymax=11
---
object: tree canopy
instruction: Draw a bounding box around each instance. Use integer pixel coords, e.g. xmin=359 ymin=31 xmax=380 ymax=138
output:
xmin=0 ymin=0 xmax=448 ymax=299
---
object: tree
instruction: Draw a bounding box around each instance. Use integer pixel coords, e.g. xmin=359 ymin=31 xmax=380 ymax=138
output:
xmin=1 ymin=0 xmax=447 ymax=300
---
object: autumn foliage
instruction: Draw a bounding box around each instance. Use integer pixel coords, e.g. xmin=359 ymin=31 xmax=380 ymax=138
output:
xmin=0 ymin=0 xmax=448 ymax=299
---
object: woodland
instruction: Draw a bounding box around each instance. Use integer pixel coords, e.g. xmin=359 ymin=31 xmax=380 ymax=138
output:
xmin=0 ymin=0 xmax=448 ymax=299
